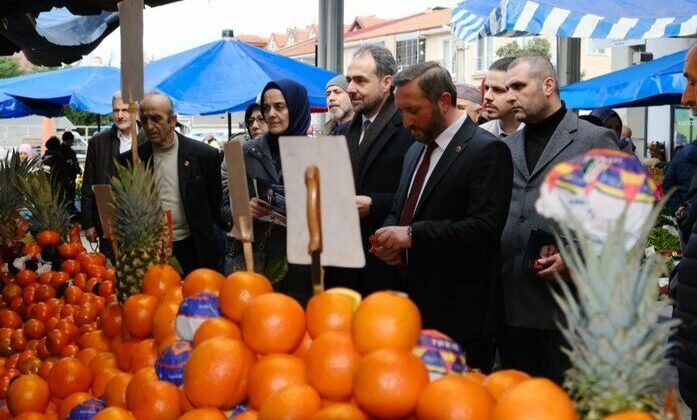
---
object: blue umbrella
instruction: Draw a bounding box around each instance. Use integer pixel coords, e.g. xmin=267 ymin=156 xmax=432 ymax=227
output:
xmin=144 ymin=37 xmax=338 ymax=115
xmin=560 ymin=49 xmax=687 ymax=109
xmin=452 ymin=0 xmax=697 ymax=41
xmin=0 ymin=66 xmax=120 ymax=116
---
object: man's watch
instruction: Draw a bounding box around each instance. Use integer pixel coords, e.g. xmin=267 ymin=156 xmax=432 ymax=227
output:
xmin=407 ymin=225 xmax=413 ymax=238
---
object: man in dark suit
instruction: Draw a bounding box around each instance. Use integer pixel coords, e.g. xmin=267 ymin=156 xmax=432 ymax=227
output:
xmin=121 ymin=91 xmax=225 ymax=274
xmin=499 ymin=55 xmax=617 ymax=383
xmin=374 ymin=62 xmax=513 ymax=372
xmin=324 ymin=45 xmax=414 ymax=295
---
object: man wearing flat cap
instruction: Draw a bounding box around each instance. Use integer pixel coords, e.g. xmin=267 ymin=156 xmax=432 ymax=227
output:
xmin=455 ymin=83 xmax=484 ymax=124
xmin=320 ymin=74 xmax=355 ymax=136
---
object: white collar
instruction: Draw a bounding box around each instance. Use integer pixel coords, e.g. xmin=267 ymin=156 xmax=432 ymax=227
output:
xmin=433 ymin=112 xmax=468 ymax=151
xmin=361 ymin=114 xmax=377 ymax=125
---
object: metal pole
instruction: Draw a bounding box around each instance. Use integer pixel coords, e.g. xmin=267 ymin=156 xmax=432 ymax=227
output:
xmin=556 ymin=37 xmax=581 ymax=86
xmin=227 ymin=112 xmax=232 ymax=140
xmin=318 ymin=0 xmax=327 ymax=70
xmin=326 ymin=0 xmax=344 ymax=73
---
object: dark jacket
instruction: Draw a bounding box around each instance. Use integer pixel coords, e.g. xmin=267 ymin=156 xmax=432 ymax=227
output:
xmin=676 ymin=196 xmax=697 ymax=411
xmin=220 ymin=133 xmax=312 ymax=304
xmin=120 ymin=133 xmax=225 ymax=271
xmin=324 ymin=95 xmax=414 ymax=295
xmin=664 ymin=142 xmax=697 ymax=213
xmin=42 ymin=147 xmax=73 ymax=202
xmin=60 ymin=143 xmax=81 ymax=179
xmin=383 ymin=116 xmax=513 ymax=341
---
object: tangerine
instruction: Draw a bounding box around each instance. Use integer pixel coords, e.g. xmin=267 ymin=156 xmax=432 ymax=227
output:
xmin=178 ymin=408 xmax=228 ymax=420
xmin=36 ymin=230 xmax=60 ymax=248
xmin=312 ymin=403 xmax=367 ymax=420
xmin=492 ymin=378 xmax=577 ymax=420
xmin=93 ymin=407 xmax=136 ymax=420
xmin=241 ymin=293 xmax=306 ymax=355
xmin=92 ymin=367 xmax=118 ymax=398
xmin=125 ymin=367 xmax=158 ymax=411
xmin=103 ymin=372 xmax=133 ymax=408
xmin=6 ymin=374 xmax=50 ymax=416
xmin=305 ymin=331 xmax=361 ymax=401
xmin=129 ymin=339 xmax=157 ymax=373
xmin=351 ymin=292 xmax=421 ymax=355
xmin=122 ymin=294 xmax=157 ymax=338
xmin=247 ymin=354 xmax=307 ymax=409
xmin=193 ymin=317 xmax=241 ymax=347
xmin=151 ymin=301 xmax=179 ymax=344
xmin=415 ymin=374 xmax=495 ymax=420
xmin=98 ymin=304 xmax=123 ymax=338
xmin=141 ymin=264 xmax=181 ymax=300
xmin=129 ymin=379 xmax=181 ymax=420
xmin=46 ymin=357 xmax=92 ymax=398
xmin=257 ymin=384 xmax=321 ymax=420
xmin=58 ymin=392 xmax=92 ymax=420
xmin=482 ymin=369 xmax=531 ymax=401
xmin=219 ymin=271 xmax=272 ymax=322
xmin=305 ymin=292 xmax=354 ymax=338
xmin=182 ymin=269 xmax=225 ymax=297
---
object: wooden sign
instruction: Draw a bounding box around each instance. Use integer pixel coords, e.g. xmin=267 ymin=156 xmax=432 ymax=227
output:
xmin=118 ymin=0 xmax=144 ymax=104
xmin=92 ymin=184 xmax=115 ymax=239
xmin=224 ymin=140 xmax=254 ymax=243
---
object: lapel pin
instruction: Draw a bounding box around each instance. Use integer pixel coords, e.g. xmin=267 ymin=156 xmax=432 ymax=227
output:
xmin=455 ymin=145 xmax=462 ymax=153
xmin=184 ymin=160 xmax=190 ymax=167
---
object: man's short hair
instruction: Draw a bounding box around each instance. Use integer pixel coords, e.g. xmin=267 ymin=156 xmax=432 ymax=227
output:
xmin=353 ymin=45 xmax=397 ymax=77
xmin=61 ymin=131 xmax=74 ymax=143
xmin=393 ymin=61 xmax=457 ymax=106
xmin=509 ymin=55 xmax=559 ymax=95
xmin=489 ymin=57 xmax=515 ymax=72
xmin=142 ymin=90 xmax=175 ymax=116
xmin=112 ymin=91 xmax=122 ymax=107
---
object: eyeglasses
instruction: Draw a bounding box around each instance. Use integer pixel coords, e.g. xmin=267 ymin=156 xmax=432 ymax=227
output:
xmin=247 ymin=116 xmax=265 ymax=125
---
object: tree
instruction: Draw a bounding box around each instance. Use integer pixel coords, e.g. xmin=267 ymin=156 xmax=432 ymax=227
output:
xmin=0 ymin=57 xmax=22 ymax=79
xmin=496 ymin=37 xmax=552 ymax=60
xmin=63 ymin=106 xmax=110 ymax=128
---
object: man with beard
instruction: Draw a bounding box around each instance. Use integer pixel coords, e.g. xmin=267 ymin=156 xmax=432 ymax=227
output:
xmin=481 ymin=57 xmax=524 ymax=139
xmin=82 ymin=92 xmax=143 ymax=263
xmin=374 ymin=62 xmax=513 ymax=372
xmin=319 ymin=75 xmax=354 ymax=135
xmin=323 ymin=45 xmax=414 ymax=295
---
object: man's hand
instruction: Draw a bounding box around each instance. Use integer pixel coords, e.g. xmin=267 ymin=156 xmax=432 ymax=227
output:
xmin=676 ymin=205 xmax=687 ymax=220
xmin=536 ymin=253 xmax=569 ymax=280
xmin=374 ymin=226 xmax=411 ymax=252
xmin=250 ymin=198 xmax=273 ymax=219
xmin=356 ymin=195 xmax=372 ymax=217
xmin=374 ymin=246 xmax=402 ymax=265
xmin=85 ymin=227 xmax=98 ymax=243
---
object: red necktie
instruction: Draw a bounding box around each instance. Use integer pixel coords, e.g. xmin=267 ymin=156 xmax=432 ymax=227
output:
xmin=399 ymin=142 xmax=437 ymax=226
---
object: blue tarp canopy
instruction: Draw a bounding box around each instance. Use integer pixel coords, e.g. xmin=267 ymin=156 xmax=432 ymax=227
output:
xmin=144 ymin=38 xmax=337 ymax=115
xmin=0 ymin=37 xmax=337 ymax=117
xmin=560 ymin=49 xmax=687 ymax=109
xmin=452 ymin=0 xmax=697 ymax=41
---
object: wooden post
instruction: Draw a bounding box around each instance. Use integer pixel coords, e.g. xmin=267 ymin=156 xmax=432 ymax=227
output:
xmin=305 ymin=165 xmax=323 ymax=294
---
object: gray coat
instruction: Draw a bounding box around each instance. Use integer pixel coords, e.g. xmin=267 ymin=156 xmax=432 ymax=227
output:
xmin=500 ymin=109 xmax=618 ymax=330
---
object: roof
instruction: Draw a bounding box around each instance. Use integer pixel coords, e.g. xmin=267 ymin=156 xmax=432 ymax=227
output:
xmin=276 ymin=37 xmax=317 ymax=58
xmin=237 ymin=34 xmax=269 ymax=48
xmin=349 ymin=15 xmax=389 ymax=31
xmin=269 ymin=33 xmax=288 ymax=49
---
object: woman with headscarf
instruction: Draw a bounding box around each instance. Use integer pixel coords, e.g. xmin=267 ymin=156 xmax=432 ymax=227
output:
xmin=589 ymin=107 xmax=635 ymax=153
xmin=18 ymin=144 xmax=35 ymax=162
xmin=224 ymin=79 xmax=312 ymax=304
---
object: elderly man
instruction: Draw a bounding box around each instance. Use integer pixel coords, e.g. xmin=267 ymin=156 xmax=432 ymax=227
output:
xmin=320 ymin=74 xmax=354 ymax=135
xmin=674 ymin=42 xmax=697 ymax=415
xmin=455 ymin=83 xmax=483 ymax=123
xmin=82 ymin=92 xmax=142 ymax=263
xmin=481 ymin=57 xmax=524 ymax=139
xmin=323 ymin=45 xmax=414 ymax=295
xmin=499 ymin=55 xmax=617 ymax=384
xmin=120 ymin=91 xmax=225 ymax=274
xmin=374 ymin=62 xmax=513 ymax=372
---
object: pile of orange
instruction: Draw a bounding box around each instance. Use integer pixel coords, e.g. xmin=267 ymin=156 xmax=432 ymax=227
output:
xmin=0 ymin=249 xmax=586 ymax=420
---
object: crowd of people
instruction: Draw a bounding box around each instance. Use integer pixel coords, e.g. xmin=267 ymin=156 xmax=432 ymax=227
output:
xmin=18 ymin=41 xmax=692 ymax=408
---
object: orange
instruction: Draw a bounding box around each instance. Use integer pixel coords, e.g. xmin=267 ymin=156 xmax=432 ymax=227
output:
xmin=305 ymin=331 xmax=361 ymax=401
xmin=129 ymin=339 xmax=157 ymax=373
xmin=482 ymin=369 xmax=531 ymax=401
xmin=58 ymin=392 xmax=92 ymax=420
xmin=75 ymin=348 xmax=99 ymax=367
xmin=178 ymin=408 xmax=229 ymax=420
xmin=247 ymin=354 xmax=307 ymax=409
xmin=129 ymin=379 xmax=181 ymax=420
xmin=312 ymin=403 xmax=368 ymax=420
xmin=125 ymin=367 xmax=158 ymax=411
xmin=113 ymin=337 xmax=141 ymax=372
xmin=161 ymin=286 xmax=183 ymax=303
xmin=233 ymin=412 xmax=258 ymax=420
xmin=219 ymin=271 xmax=273 ymax=322
xmin=6 ymin=374 xmax=50 ymax=416
xmin=36 ymin=230 xmax=60 ymax=248
xmin=184 ymin=338 xmax=255 ymax=409
xmin=292 ymin=332 xmax=313 ymax=359
xmin=152 ymin=301 xmax=179 ymax=344
xmin=603 ymin=412 xmax=655 ymax=420
xmin=98 ymin=304 xmax=123 ymax=338
xmin=493 ymin=378 xmax=577 ymax=420
xmin=92 ymin=367 xmax=119 ymax=398
xmin=182 ymin=269 xmax=225 ymax=297
xmin=93 ymin=407 xmax=137 ymax=420
xmin=351 ymin=292 xmax=421 ymax=355
xmin=463 ymin=371 xmax=487 ymax=385
xmin=79 ymin=330 xmax=110 ymax=351
xmin=14 ymin=413 xmax=48 ymax=420
xmin=257 ymin=384 xmax=321 ymax=420
xmin=88 ymin=351 xmax=117 ymax=377
xmin=122 ymin=294 xmax=157 ymax=338
xmin=193 ymin=317 xmax=241 ymax=347
xmin=47 ymin=357 xmax=92 ymax=398
xmin=353 ymin=348 xmax=429 ymax=419
xmin=241 ymin=293 xmax=306 ymax=355
xmin=416 ymin=374 xmax=495 ymax=420
xmin=141 ymin=264 xmax=181 ymax=300
xmin=103 ymin=372 xmax=133 ymax=408
xmin=305 ymin=292 xmax=354 ymax=338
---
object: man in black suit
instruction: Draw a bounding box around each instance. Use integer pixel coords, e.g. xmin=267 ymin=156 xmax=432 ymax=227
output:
xmin=323 ymin=45 xmax=414 ymax=295
xmin=121 ymin=91 xmax=225 ymax=274
xmin=374 ymin=62 xmax=513 ymax=372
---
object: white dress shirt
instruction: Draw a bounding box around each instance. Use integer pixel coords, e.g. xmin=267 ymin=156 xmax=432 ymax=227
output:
xmin=117 ymin=128 xmax=133 ymax=154
xmin=407 ymin=112 xmax=468 ymax=208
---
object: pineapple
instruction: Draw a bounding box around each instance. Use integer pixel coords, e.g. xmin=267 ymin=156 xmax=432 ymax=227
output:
xmin=111 ymin=162 xmax=165 ymax=302
xmin=15 ymin=168 xmax=70 ymax=240
xmin=553 ymin=204 xmax=678 ymax=419
xmin=0 ymin=151 xmax=40 ymax=241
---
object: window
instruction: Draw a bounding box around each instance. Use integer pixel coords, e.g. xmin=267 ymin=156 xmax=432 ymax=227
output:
xmin=442 ymin=39 xmax=453 ymax=73
xmin=396 ymin=37 xmax=426 ymax=71
xmin=473 ymin=37 xmax=494 ymax=72
xmin=587 ymin=40 xmax=609 ymax=55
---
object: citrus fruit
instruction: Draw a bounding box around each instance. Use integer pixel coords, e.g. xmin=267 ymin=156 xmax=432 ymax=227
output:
xmin=258 ymin=384 xmax=321 ymax=420
xmin=182 ymin=269 xmax=225 ymax=297
xmin=58 ymin=392 xmax=92 ymax=420
xmin=123 ymin=294 xmax=157 ymax=338
xmin=103 ymin=372 xmax=133 ymax=408
xmin=312 ymin=403 xmax=368 ymax=420
xmin=493 ymin=378 xmax=577 ymax=420
xmin=6 ymin=374 xmax=50 ymax=416
xmin=129 ymin=379 xmax=181 ymax=420
xmin=305 ymin=331 xmax=361 ymax=401
xmin=247 ymin=354 xmax=307 ymax=409
xmin=219 ymin=271 xmax=272 ymax=322
xmin=351 ymin=292 xmax=421 ymax=355
xmin=193 ymin=317 xmax=241 ymax=347
xmin=415 ymin=374 xmax=495 ymax=420
xmin=141 ymin=264 xmax=181 ymax=301
xmin=93 ymin=407 xmax=137 ymax=420
xmin=305 ymin=292 xmax=354 ymax=338
xmin=241 ymin=293 xmax=305 ymax=355
xmin=482 ymin=369 xmax=531 ymax=401
xmin=47 ymin=357 xmax=92 ymax=398
xmin=178 ymin=408 xmax=229 ymax=420
xmin=152 ymin=301 xmax=179 ymax=344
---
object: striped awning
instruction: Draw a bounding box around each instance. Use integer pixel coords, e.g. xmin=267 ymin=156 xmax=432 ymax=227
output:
xmin=452 ymin=0 xmax=697 ymax=41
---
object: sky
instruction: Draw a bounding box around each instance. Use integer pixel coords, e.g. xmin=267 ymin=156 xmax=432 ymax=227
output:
xmin=84 ymin=0 xmax=459 ymax=66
